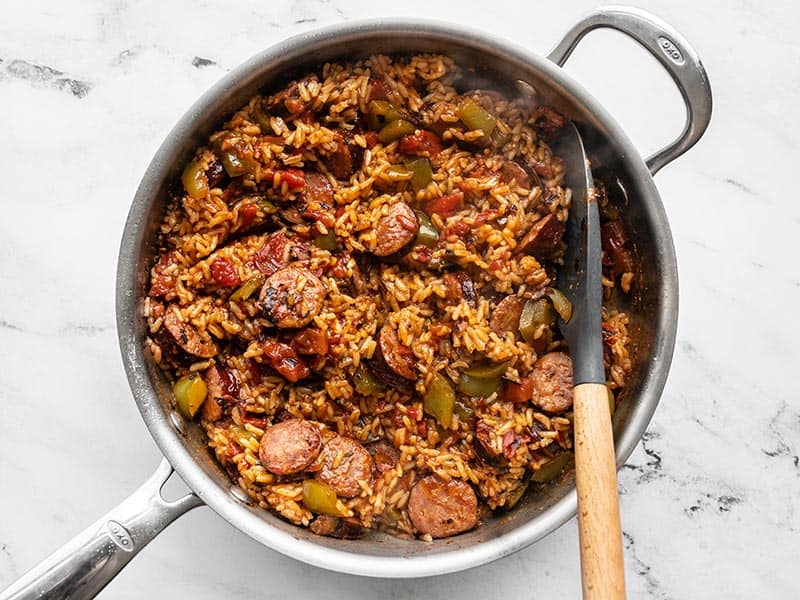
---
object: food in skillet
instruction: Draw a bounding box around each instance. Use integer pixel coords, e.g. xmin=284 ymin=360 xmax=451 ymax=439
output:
xmin=144 ymin=54 xmax=633 ymax=540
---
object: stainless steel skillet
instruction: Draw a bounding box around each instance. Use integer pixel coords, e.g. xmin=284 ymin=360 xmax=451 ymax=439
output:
xmin=1 ymin=6 xmax=711 ymax=598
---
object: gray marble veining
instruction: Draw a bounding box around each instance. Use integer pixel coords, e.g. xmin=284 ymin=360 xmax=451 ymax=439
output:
xmin=1 ymin=0 xmax=799 ymax=598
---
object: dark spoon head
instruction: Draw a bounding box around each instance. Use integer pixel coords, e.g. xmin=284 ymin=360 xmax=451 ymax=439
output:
xmin=553 ymin=122 xmax=605 ymax=385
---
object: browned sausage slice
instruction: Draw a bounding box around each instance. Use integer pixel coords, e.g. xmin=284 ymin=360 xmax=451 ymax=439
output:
xmin=258 ymin=418 xmax=322 ymax=475
xmin=530 ymin=352 xmax=574 ymax=413
xmin=500 ymin=160 xmax=531 ymax=188
xmin=316 ymin=435 xmax=374 ymax=498
xmin=366 ymin=440 xmax=400 ymax=474
xmin=376 ymin=325 xmax=416 ymax=381
xmin=443 ymin=272 xmax=477 ymax=306
xmin=302 ymin=171 xmax=335 ymax=206
xmin=200 ymin=396 xmax=222 ymax=422
xmin=407 ymin=475 xmax=478 ymax=538
xmin=323 ymin=132 xmax=364 ymax=180
xmin=265 ymin=77 xmax=316 ymax=117
xmin=200 ymin=364 xmax=238 ymax=422
xmin=489 ymin=295 xmax=525 ymax=335
xmin=259 ymin=266 xmax=327 ymax=328
xmin=309 ymin=515 xmax=364 ymax=539
xmin=158 ymin=308 xmax=218 ymax=362
xmin=373 ymin=202 xmax=419 ymax=257
xmin=515 ymin=214 xmax=565 ymax=257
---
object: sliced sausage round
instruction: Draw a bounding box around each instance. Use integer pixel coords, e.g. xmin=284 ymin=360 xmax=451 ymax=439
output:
xmin=443 ymin=272 xmax=477 ymax=306
xmin=368 ymin=353 xmax=413 ymax=390
xmin=489 ymin=295 xmax=525 ymax=335
xmin=309 ymin=515 xmax=364 ymax=539
xmin=530 ymin=352 xmax=574 ymax=413
xmin=316 ymin=435 xmax=374 ymax=498
xmin=376 ymin=325 xmax=416 ymax=381
xmin=500 ymin=160 xmax=531 ymax=188
xmin=366 ymin=440 xmax=400 ymax=474
xmin=158 ymin=308 xmax=218 ymax=362
xmin=200 ymin=395 xmax=223 ymax=422
xmin=259 ymin=266 xmax=327 ymax=328
xmin=259 ymin=418 xmax=322 ymax=475
xmin=200 ymin=364 xmax=238 ymax=422
xmin=323 ymin=132 xmax=364 ymax=180
xmin=407 ymin=475 xmax=478 ymax=538
xmin=302 ymin=171 xmax=335 ymax=206
xmin=515 ymin=213 xmax=565 ymax=257
xmin=373 ymin=202 xmax=418 ymax=257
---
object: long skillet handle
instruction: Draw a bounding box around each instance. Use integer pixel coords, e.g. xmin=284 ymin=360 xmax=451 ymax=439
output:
xmin=573 ymin=383 xmax=625 ymax=599
xmin=0 ymin=460 xmax=202 ymax=600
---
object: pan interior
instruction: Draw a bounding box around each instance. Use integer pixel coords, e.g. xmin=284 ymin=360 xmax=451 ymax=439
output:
xmin=117 ymin=21 xmax=676 ymax=575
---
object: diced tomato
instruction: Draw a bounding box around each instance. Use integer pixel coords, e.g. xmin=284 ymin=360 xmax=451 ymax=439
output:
xmin=292 ymin=328 xmax=329 ymax=356
xmin=149 ymin=251 xmax=179 ymax=297
xmin=254 ymin=233 xmax=287 ymax=274
xmin=368 ymin=76 xmax=391 ymax=102
xmin=302 ymin=208 xmax=335 ymax=228
xmin=488 ymin=259 xmax=503 ymax=272
xmin=399 ymin=130 xmax=442 ymax=157
xmin=277 ymin=168 xmax=305 ymax=190
xmin=216 ymin=364 xmax=241 ymax=398
xmin=502 ymin=429 xmax=531 ymax=460
xmin=330 ymin=257 xmax=350 ymax=279
xmin=414 ymin=246 xmax=432 ymax=264
xmin=473 ymin=210 xmax=496 ymax=226
xmin=240 ymin=412 xmax=268 ymax=429
xmin=392 ymin=411 xmax=406 ymax=428
xmin=239 ymin=202 xmax=258 ymax=227
xmin=284 ymin=97 xmax=305 ymax=115
xmin=211 ymin=257 xmax=241 ymax=287
xmin=363 ymin=131 xmax=379 ymax=149
xmin=504 ymin=377 xmax=534 ymax=404
xmin=225 ymin=440 xmax=243 ymax=461
xmin=261 ymin=340 xmax=310 ymax=382
xmin=425 ymin=192 xmax=464 ymax=218
xmin=443 ymin=221 xmax=470 ymax=238
xmin=248 ymin=358 xmax=264 ymax=382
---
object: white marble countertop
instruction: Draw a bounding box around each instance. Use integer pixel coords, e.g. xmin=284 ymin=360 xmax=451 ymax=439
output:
xmin=1 ymin=0 xmax=798 ymax=598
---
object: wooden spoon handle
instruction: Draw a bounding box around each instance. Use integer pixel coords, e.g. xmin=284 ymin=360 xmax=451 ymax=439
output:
xmin=573 ymin=382 xmax=626 ymax=599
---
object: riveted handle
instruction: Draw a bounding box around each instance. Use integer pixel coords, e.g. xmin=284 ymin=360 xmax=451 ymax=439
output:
xmin=547 ymin=5 xmax=712 ymax=175
xmin=0 ymin=460 xmax=203 ymax=600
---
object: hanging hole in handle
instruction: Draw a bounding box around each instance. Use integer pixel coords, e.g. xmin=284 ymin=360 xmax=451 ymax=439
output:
xmin=158 ymin=467 xmax=195 ymax=503
xmin=555 ymin=28 xmax=685 ymax=162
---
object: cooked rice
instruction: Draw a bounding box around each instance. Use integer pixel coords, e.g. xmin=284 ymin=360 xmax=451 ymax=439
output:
xmin=144 ymin=54 xmax=633 ymax=538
